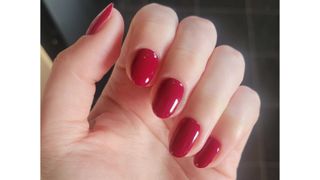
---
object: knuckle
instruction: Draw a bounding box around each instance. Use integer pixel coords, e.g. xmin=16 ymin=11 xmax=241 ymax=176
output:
xmin=146 ymin=3 xmax=176 ymax=14
xmin=52 ymin=50 xmax=70 ymax=72
xmin=216 ymin=45 xmax=245 ymax=72
xmin=136 ymin=3 xmax=178 ymax=24
xmin=180 ymin=16 xmax=217 ymax=35
xmin=239 ymin=86 xmax=261 ymax=108
xmin=54 ymin=36 xmax=87 ymax=64
xmin=55 ymin=49 xmax=69 ymax=63
xmin=216 ymin=45 xmax=244 ymax=60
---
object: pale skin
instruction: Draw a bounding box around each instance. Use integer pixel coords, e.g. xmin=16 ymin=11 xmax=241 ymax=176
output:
xmin=41 ymin=3 xmax=261 ymax=180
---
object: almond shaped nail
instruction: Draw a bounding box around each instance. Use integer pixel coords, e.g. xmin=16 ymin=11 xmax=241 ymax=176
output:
xmin=86 ymin=3 xmax=113 ymax=35
xmin=194 ymin=137 xmax=221 ymax=168
xmin=131 ymin=48 xmax=159 ymax=86
xmin=152 ymin=78 xmax=184 ymax=119
xmin=169 ymin=118 xmax=200 ymax=157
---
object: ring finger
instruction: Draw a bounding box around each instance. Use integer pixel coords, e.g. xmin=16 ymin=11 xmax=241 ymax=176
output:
xmin=168 ymin=45 xmax=245 ymax=158
xmin=151 ymin=16 xmax=217 ymax=119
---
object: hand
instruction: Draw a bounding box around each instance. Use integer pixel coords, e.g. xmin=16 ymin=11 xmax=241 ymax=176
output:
xmin=41 ymin=3 xmax=260 ymax=180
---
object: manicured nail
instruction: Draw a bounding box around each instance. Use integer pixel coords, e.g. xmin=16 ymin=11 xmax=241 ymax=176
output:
xmin=169 ymin=118 xmax=200 ymax=157
xmin=194 ymin=137 xmax=221 ymax=168
xmin=131 ymin=48 xmax=159 ymax=86
xmin=86 ymin=3 xmax=113 ymax=35
xmin=152 ymin=78 xmax=184 ymax=118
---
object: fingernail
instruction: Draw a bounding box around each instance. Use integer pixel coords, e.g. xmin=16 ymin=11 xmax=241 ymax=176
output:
xmin=131 ymin=48 xmax=159 ymax=86
xmin=152 ymin=78 xmax=184 ymax=118
xmin=169 ymin=118 xmax=200 ymax=157
xmin=86 ymin=3 xmax=113 ymax=35
xmin=194 ymin=137 xmax=221 ymax=168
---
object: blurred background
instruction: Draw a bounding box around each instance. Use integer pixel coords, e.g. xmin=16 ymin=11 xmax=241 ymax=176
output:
xmin=41 ymin=0 xmax=279 ymax=179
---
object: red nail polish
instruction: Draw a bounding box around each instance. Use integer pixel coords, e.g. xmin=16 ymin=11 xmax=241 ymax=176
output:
xmin=131 ymin=48 xmax=159 ymax=86
xmin=194 ymin=137 xmax=221 ymax=168
xmin=86 ymin=3 xmax=113 ymax=35
xmin=170 ymin=118 xmax=200 ymax=157
xmin=152 ymin=78 xmax=184 ymax=118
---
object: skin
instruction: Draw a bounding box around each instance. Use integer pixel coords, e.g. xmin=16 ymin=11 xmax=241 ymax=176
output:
xmin=41 ymin=3 xmax=261 ymax=180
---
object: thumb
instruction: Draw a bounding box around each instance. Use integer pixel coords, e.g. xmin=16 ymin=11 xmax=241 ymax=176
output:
xmin=41 ymin=4 xmax=124 ymax=143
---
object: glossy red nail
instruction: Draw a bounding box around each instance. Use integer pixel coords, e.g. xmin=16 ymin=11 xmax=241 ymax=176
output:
xmin=86 ymin=3 xmax=113 ymax=35
xmin=194 ymin=137 xmax=221 ymax=168
xmin=152 ymin=78 xmax=184 ymax=118
xmin=170 ymin=118 xmax=200 ymax=157
xmin=131 ymin=48 xmax=159 ymax=86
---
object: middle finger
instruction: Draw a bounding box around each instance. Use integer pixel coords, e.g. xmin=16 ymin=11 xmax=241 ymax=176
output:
xmin=151 ymin=16 xmax=217 ymax=119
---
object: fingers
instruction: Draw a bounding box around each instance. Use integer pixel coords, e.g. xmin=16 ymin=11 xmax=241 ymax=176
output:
xmin=78 ymin=4 xmax=258 ymax=172
xmin=151 ymin=16 xmax=217 ymax=118
xmin=91 ymin=6 xmax=217 ymax=122
xmin=169 ymin=45 xmax=245 ymax=158
xmin=194 ymin=86 xmax=261 ymax=169
xmin=117 ymin=3 xmax=178 ymax=86
xmin=42 ymin=6 xmax=124 ymax=138
xmin=89 ymin=3 xmax=179 ymax=121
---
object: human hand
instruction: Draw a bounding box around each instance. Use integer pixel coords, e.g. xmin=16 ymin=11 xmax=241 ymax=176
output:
xmin=41 ymin=3 xmax=260 ymax=180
